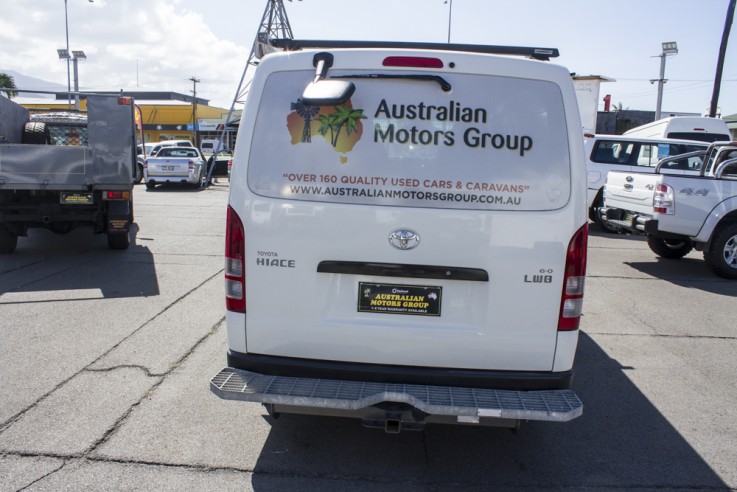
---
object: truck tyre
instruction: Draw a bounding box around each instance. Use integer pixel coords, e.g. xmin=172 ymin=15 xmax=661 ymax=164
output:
xmin=704 ymin=223 xmax=737 ymax=279
xmin=22 ymin=122 xmax=51 ymax=145
xmin=0 ymin=225 xmax=18 ymax=254
xmin=107 ymin=231 xmax=130 ymax=250
xmin=134 ymin=163 xmax=144 ymax=184
xmin=646 ymin=235 xmax=693 ymax=259
xmin=145 ymin=181 xmax=156 ymax=190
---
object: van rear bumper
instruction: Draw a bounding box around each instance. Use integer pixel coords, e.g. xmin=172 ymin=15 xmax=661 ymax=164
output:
xmin=210 ymin=366 xmax=583 ymax=427
xmin=226 ymin=350 xmax=573 ymax=390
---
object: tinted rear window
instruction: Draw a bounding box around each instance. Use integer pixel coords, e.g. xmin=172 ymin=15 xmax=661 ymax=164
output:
xmin=667 ymin=132 xmax=730 ymax=143
xmin=248 ymin=70 xmax=572 ymax=211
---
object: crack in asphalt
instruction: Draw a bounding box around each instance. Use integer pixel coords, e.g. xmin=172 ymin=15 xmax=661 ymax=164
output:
xmin=14 ymin=459 xmax=68 ymax=492
xmin=0 ymin=269 xmax=223 ymax=434
xmin=83 ymin=316 xmax=225 ymax=455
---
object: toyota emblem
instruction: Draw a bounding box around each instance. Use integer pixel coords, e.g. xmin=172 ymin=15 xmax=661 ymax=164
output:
xmin=389 ymin=229 xmax=420 ymax=250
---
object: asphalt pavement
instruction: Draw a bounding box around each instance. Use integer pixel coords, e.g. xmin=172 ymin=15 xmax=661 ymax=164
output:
xmin=1 ymin=182 xmax=736 ymax=491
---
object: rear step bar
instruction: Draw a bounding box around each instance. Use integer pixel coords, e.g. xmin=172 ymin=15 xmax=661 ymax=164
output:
xmin=210 ymin=368 xmax=583 ymax=426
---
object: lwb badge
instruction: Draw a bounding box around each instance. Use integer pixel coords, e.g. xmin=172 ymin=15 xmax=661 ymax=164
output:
xmin=389 ymin=229 xmax=420 ymax=250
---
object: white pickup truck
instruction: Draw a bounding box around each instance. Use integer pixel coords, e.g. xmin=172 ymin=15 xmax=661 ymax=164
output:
xmin=603 ymin=141 xmax=737 ymax=278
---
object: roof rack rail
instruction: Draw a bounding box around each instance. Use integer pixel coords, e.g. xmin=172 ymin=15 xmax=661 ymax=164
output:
xmin=269 ymin=39 xmax=559 ymax=61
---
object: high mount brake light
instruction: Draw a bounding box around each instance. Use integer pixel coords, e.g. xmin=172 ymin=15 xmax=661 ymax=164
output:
xmin=383 ymin=56 xmax=444 ymax=68
xmin=558 ymin=224 xmax=588 ymax=331
xmin=225 ymin=205 xmax=246 ymax=313
xmin=118 ymin=97 xmax=132 ymax=105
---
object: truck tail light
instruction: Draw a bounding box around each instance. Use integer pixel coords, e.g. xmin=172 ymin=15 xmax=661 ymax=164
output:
xmin=653 ymin=183 xmax=675 ymax=214
xmin=103 ymin=191 xmax=130 ymax=201
xmin=189 ymin=161 xmax=196 ymax=170
xmin=558 ymin=224 xmax=588 ymax=331
xmin=143 ymin=159 xmax=148 ymax=169
xmin=118 ymin=96 xmax=132 ymax=105
xmin=225 ymin=205 xmax=246 ymax=313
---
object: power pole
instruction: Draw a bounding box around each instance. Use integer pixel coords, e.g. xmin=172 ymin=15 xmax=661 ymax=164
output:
xmin=189 ymin=76 xmax=200 ymax=145
xmin=709 ymin=0 xmax=735 ymax=118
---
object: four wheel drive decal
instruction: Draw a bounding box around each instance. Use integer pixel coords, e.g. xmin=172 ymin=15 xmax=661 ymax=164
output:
xmin=287 ymin=100 xmax=366 ymax=160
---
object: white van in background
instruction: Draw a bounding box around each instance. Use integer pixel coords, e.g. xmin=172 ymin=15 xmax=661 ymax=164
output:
xmin=623 ymin=116 xmax=730 ymax=143
xmin=200 ymin=139 xmax=228 ymax=155
xmin=210 ymin=41 xmax=588 ymax=432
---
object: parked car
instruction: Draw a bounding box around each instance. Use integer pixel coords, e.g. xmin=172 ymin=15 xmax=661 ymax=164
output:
xmin=134 ymin=143 xmax=158 ymax=184
xmin=143 ymin=146 xmax=206 ymax=189
xmin=135 ymin=140 xmax=194 ymax=185
xmin=584 ymin=134 xmax=707 ymax=231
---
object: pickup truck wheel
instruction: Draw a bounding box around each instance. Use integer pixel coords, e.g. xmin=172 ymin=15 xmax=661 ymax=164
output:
xmin=22 ymin=122 xmax=51 ymax=144
xmin=107 ymin=231 xmax=130 ymax=250
xmin=646 ymin=235 xmax=693 ymax=259
xmin=145 ymin=181 xmax=156 ymax=190
xmin=704 ymin=224 xmax=737 ymax=279
xmin=0 ymin=225 xmax=18 ymax=254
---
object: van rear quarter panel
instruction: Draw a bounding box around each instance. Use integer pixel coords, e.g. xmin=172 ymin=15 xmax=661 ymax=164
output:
xmin=229 ymin=49 xmax=586 ymax=373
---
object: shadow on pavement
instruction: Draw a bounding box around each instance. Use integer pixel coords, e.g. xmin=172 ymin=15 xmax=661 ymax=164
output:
xmin=248 ymin=332 xmax=726 ymax=490
xmin=0 ymin=222 xmax=159 ymax=300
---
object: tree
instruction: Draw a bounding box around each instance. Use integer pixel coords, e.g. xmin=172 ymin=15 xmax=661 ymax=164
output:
xmin=0 ymin=72 xmax=18 ymax=99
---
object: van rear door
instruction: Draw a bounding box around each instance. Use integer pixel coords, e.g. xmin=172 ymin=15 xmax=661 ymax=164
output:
xmin=235 ymin=49 xmax=585 ymax=372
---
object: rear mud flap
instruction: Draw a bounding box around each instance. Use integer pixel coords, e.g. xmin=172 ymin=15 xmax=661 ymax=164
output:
xmin=106 ymin=199 xmax=130 ymax=233
xmin=210 ymin=368 xmax=582 ymax=426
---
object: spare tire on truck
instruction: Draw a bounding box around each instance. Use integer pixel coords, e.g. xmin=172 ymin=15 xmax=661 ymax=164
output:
xmin=22 ymin=122 xmax=51 ymax=145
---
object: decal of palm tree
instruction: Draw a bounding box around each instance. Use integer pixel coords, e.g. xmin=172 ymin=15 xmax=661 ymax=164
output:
xmin=290 ymin=100 xmax=320 ymax=143
xmin=317 ymin=105 xmax=366 ymax=148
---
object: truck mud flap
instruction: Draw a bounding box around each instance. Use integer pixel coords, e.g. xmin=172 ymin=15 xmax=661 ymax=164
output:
xmin=106 ymin=199 xmax=130 ymax=233
xmin=210 ymin=367 xmax=582 ymax=424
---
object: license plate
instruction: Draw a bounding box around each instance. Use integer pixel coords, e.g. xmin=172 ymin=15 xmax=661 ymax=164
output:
xmin=60 ymin=192 xmax=93 ymax=205
xmin=358 ymin=282 xmax=442 ymax=316
xmin=163 ymin=165 xmax=175 ymax=171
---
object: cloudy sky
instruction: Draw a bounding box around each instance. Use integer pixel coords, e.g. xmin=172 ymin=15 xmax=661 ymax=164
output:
xmin=1 ymin=0 xmax=735 ymax=116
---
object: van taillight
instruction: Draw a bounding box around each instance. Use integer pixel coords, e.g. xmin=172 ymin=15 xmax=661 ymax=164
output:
xmin=383 ymin=56 xmax=443 ymax=68
xmin=558 ymin=224 xmax=588 ymax=331
xmin=225 ymin=205 xmax=245 ymax=313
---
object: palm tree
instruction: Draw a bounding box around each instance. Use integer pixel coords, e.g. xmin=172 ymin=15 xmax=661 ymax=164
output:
xmin=0 ymin=72 xmax=18 ymax=99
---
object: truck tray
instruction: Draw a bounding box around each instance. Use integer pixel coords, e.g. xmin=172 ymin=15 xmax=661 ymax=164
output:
xmin=210 ymin=367 xmax=582 ymax=423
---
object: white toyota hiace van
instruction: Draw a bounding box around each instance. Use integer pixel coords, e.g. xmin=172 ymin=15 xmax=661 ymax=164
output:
xmin=211 ymin=41 xmax=588 ymax=431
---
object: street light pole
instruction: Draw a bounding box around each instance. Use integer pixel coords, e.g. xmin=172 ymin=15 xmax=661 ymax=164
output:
xmin=64 ymin=0 xmax=72 ymax=108
xmin=446 ymin=0 xmax=453 ymax=43
xmin=72 ymin=51 xmax=86 ymax=110
xmin=654 ymin=41 xmax=678 ymax=121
